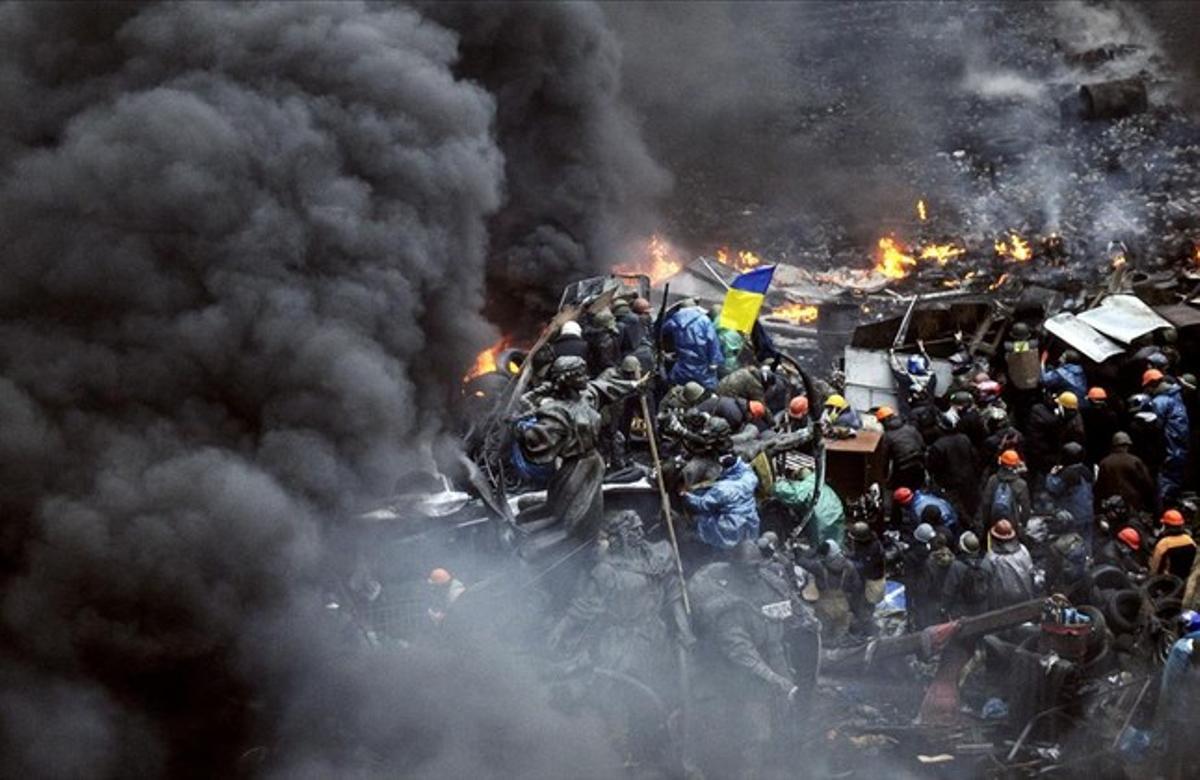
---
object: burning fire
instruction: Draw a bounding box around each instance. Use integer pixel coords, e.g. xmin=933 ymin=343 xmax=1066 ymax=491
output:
xmin=875 ymin=236 xmax=917 ymax=279
xmin=716 ymin=248 xmax=764 ymax=271
xmin=615 ymin=233 xmax=683 ymax=285
xmin=917 ymin=199 xmax=928 ymax=222
xmin=1112 ymin=253 xmax=1127 ymax=270
xmin=994 ymin=232 xmax=1032 ymax=262
xmin=770 ymin=302 xmax=819 ymax=324
xmin=917 ymin=242 xmax=965 ymax=265
xmin=1192 ymin=242 xmax=1200 ymax=266
xmin=463 ymin=336 xmax=514 ymax=383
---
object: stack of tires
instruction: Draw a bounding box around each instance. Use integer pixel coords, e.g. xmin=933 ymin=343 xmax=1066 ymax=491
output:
xmin=1085 ymin=564 xmax=1185 ymax=663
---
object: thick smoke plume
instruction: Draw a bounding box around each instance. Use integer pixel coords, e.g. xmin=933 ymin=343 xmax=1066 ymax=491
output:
xmin=0 ymin=2 xmax=617 ymax=776
xmin=427 ymin=1 xmax=671 ymax=333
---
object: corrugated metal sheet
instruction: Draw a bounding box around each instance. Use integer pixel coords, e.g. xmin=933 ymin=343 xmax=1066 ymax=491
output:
xmin=1043 ymin=312 xmax=1125 ymax=363
xmin=1076 ymin=294 xmax=1172 ymax=344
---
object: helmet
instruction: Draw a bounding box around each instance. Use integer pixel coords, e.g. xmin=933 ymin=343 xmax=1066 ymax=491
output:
xmin=906 ymin=354 xmax=930 ymax=375
xmin=1061 ymin=349 xmax=1081 ymax=365
xmin=1142 ymin=368 xmax=1164 ymax=387
xmin=893 ymin=487 xmax=914 ymax=505
xmin=1148 ymin=352 xmax=1169 ymax=369
xmin=949 ymin=352 xmax=972 ymax=374
xmin=999 ymin=449 xmax=1022 ymax=467
xmin=559 ymin=321 xmax=582 ymax=339
xmin=1128 ymin=393 xmax=1152 ymax=412
xmin=990 ymin=519 xmax=1016 ymax=541
xmin=602 ymin=509 xmax=644 ymax=544
xmin=983 ymin=405 xmax=1009 ymax=431
xmin=1117 ymin=527 xmax=1141 ymax=551
xmin=428 ymin=568 xmax=453 ymax=586
xmin=612 ymin=300 xmax=631 ymax=316
xmin=1010 ymin=322 xmax=1031 ymax=340
xmin=1101 ymin=494 xmax=1128 ymax=516
xmin=959 ymin=531 xmax=981 ymax=554
xmin=788 ymin=396 xmax=810 ymax=419
xmin=620 ymin=355 xmax=642 ymax=376
xmin=1060 ymin=441 xmax=1085 ymax=465
xmin=1111 ymin=431 xmax=1132 ymax=449
xmin=825 ymin=394 xmax=849 ymax=410
xmin=819 ymin=539 xmax=841 ymax=558
xmin=1179 ymin=610 xmax=1200 ymax=634
xmin=682 ymin=381 xmax=706 ymax=404
xmin=950 ymin=390 xmax=973 ymax=406
xmin=1087 ymin=387 xmax=1107 ymax=402
xmin=1055 ymin=391 xmax=1079 ymax=410
xmin=592 ymin=309 xmax=615 ymax=329
xmin=976 ymin=381 xmax=1002 ymax=403
xmin=731 ymin=539 xmax=762 ymax=566
xmin=1162 ymin=509 xmax=1186 ymax=527
xmin=747 ymin=400 xmax=767 ymax=419
xmin=1181 ymin=373 xmax=1198 ymax=392
xmin=849 ymin=522 xmax=873 ymax=542
xmin=914 ymin=523 xmax=936 ymax=544
xmin=550 ymin=355 xmax=588 ymax=382
xmin=875 ymin=405 xmax=896 ymax=421
xmin=632 ymin=297 xmax=652 ymax=314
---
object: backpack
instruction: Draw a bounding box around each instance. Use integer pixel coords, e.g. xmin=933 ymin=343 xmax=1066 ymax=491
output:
xmin=960 ymin=559 xmax=991 ymax=605
xmin=990 ymin=480 xmax=1017 ymax=522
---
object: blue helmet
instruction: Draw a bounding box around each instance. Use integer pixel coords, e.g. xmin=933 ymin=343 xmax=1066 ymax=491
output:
xmin=907 ymin=354 xmax=930 ymax=376
xmin=1180 ymin=610 xmax=1200 ymax=635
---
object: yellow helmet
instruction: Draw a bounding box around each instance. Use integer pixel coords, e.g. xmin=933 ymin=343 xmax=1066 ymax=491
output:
xmin=1055 ymin=391 xmax=1079 ymax=410
xmin=825 ymin=393 xmax=849 ymax=410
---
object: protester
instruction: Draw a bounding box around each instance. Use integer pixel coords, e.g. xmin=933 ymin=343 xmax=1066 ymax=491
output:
xmin=942 ymin=531 xmax=993 ymax=618
xmin=820 ymin=393 xmax=861 ymax=433
xmin=1045 ymin=442 xmax=1096 ymax=547
xmin=1095 ymin=431 xmax=1157 ymax=516
xmin=877 ymin=406 xmax=925 ymax=490
xmin=1150 ymin=509 xmax=1196 ymax=578
xmin=979 ymin=450 xmax=1032 ymax=533
xmin=847 ymin=521 xmax=886 ymax=607
xmin=662 ymin=299 xmax=724 ymax=390
xmin=926 ymin=413 xmax=982 ymax=518
xmin=682 ymin=453 xmax=761 ymax=550
xmin=1145 ymin=369 xmax=1190 ymax=506
xmin=985 ymin=520 xmax=1036 ymax=608
xmin=894 ymin=486 xmax=959 ymax=539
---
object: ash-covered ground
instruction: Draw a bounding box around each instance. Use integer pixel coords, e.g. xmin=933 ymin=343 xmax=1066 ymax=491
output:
xmin=612 ymin=1 xmax=1200 ymax=275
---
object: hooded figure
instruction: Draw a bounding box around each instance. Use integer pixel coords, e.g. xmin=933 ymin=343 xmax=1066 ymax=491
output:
xmin=662 ymin=303 xmax=724 ymax=390
xmin=683 ymin=457 xmax=761 ymax=550
xmin=1045 ymin=442 xmax=1096 ymax=547
xmin=1081 ymin=388 xmax=1120 ymax=465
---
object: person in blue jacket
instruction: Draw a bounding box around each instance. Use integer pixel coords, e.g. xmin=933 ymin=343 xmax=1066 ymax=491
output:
xmin=1145 ymin=370 xmax=1190 ymax=506
xmin=683 ymin=456 xmax=760 ymax=550
xmin=1041 ymin=349 xmax=1088 ymax=402
xmin=661 ymin=299 xmax=724 ymax=390
xmin=1154 ymin=611 xmax=1200 ymax=778
xmin=893 ymin=487 xmax=958 ymax=539
xmin=1045 ymin=441 xmax=1096 ymax=547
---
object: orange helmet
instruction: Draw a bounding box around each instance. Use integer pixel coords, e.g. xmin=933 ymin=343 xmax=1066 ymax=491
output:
xmin=875 ymin=406 xmax=896 ymax=421
xmin=1142 ymin=368 xmax=1164 ymax=387
xmin=998 ymin=449 xmax=1022 ymax=467
xmin=893 ymin=487 xmax=914 ymax=505
xmin=990 ymin=519 xmax=1016 ymax=541
xmin=1162 ymin=509 xmax=1185 ymax=527
xmin=788 ymin=396 xmax=810 ymax=419
xmin=428 ymin=568 xmax=453 ymax=585
xmin=1117 ymin=527 xmax=1141 ymax=550
xmin=747 ymin=400 xmax=766 ymax=419
xmin=1087 ymin=387 xmax=1107 ymax=402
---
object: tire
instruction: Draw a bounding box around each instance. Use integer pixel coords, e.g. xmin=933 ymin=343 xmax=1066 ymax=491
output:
xmin=1154 ymin=596 xmax=1184 ymax=622
xmin=1077 ymin=605 xmax=1108 ymax=652
xmin=1087 ymin=564 xmax=1132 ymax=593
xmin=1142 ymin=574 xmax=1184 ymax=605
xmin=1103 ymin=589 xmax=1143 ymax=635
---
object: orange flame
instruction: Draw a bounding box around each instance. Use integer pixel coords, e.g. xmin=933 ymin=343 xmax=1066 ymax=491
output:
xmin=716 ymin=247 xmax=764 ymax=271
xmin=1193 ymin=243 xmax=1200 ymax=266
xmin=994 ymin=232 xmax=1032 ymax=262
xmin=917 ymin=199 xmax=928 ymax=222
xmin=918 ymin=242 xmax=965 ymax=265
xmin=874 ymin=236 xmax=917 ymax=279
xmin=463 ymin=336 xmax=513 ymax=383
xmin=615 ymin=233 xmax=683 ymax=285
xmin=1112 ymin=253 xmax=1127 ymax=270
xmin=770 ymin=302 xmax=819 ymax=324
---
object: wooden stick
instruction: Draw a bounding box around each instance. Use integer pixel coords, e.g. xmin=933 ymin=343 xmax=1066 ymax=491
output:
xmin=638 ymin=379 xmax=690 ymax=614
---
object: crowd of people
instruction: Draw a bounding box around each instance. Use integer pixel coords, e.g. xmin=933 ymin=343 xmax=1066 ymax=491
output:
xmin=436 ymin=288 xmax=1200 ymax=775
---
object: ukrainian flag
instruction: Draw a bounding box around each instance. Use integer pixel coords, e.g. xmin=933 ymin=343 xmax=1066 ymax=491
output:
xmin=718 ymin=265 xmax=776 ymax=334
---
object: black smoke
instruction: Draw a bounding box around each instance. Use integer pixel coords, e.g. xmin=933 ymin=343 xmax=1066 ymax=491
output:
xmin=0 ymin=2 xmax=618 ymax=776
xmin=427 ymin=1 xmax=671 ymax=333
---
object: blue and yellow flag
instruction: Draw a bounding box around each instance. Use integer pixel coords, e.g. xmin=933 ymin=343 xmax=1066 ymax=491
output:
xmin=718 ymin=265 xmax=776 ymax=334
